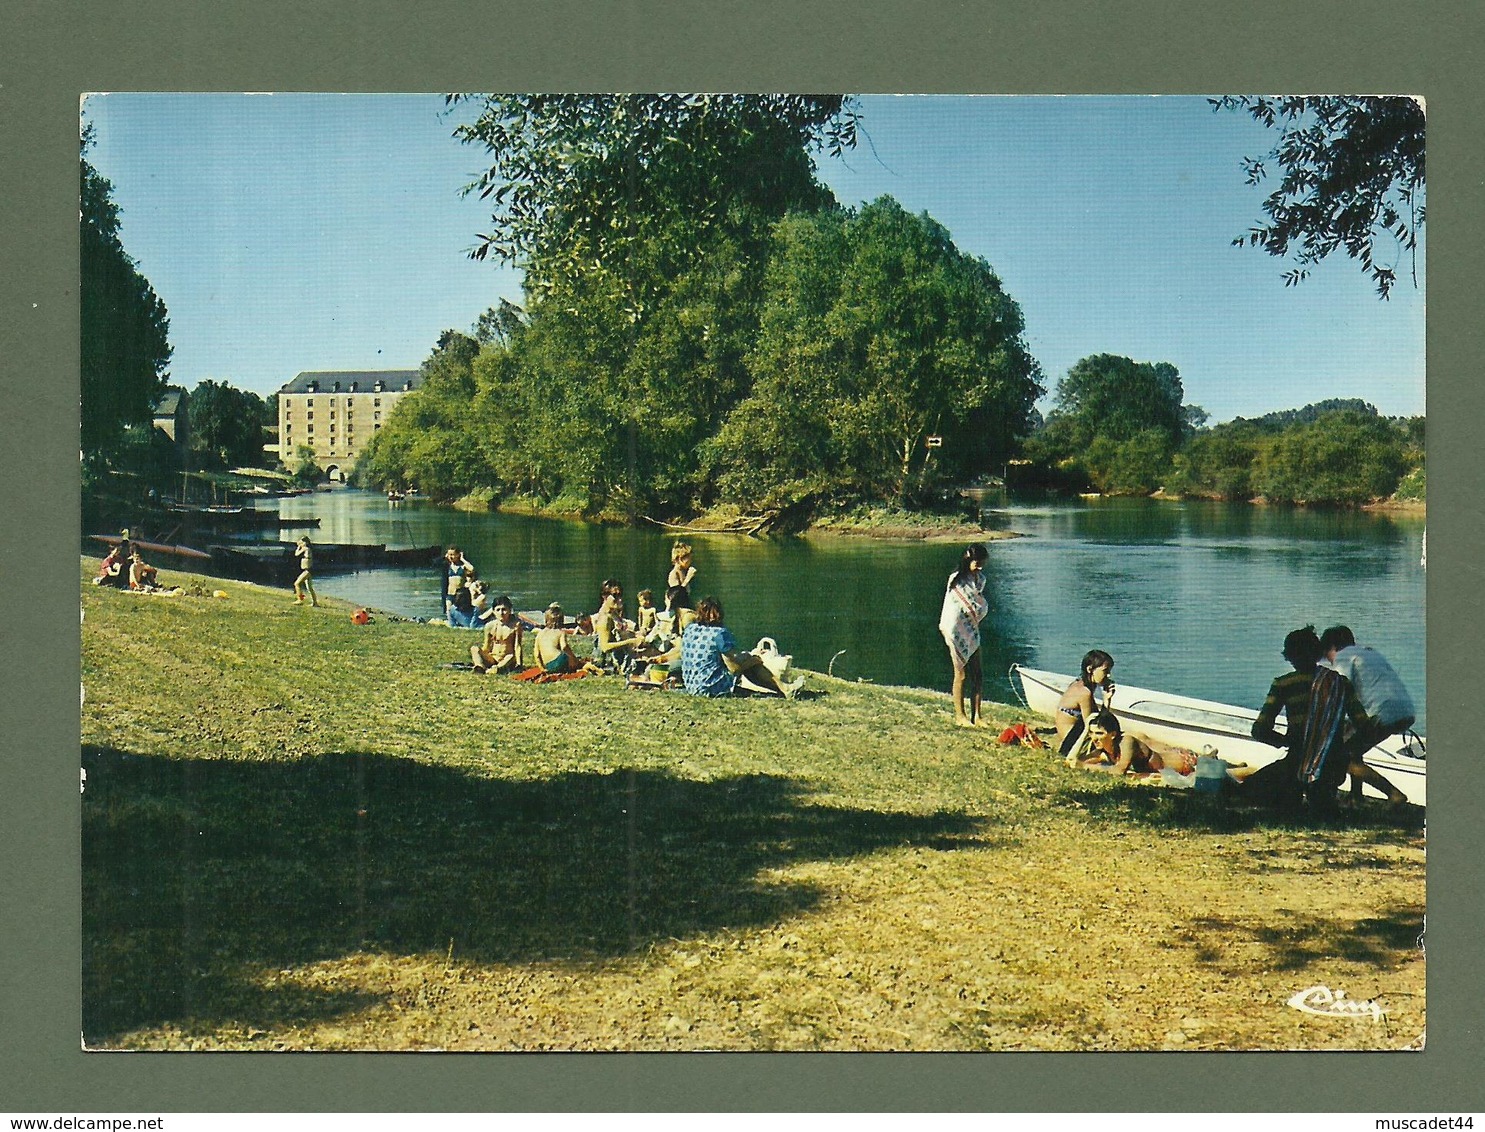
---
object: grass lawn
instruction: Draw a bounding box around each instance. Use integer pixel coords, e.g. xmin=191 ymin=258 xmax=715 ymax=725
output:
xmin=80 ymin=558 xmax=1425 ymax=1050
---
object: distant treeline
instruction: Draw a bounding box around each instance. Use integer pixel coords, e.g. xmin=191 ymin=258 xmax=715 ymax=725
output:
xmin=1022 ymin=378 xmax=1423 ymax=505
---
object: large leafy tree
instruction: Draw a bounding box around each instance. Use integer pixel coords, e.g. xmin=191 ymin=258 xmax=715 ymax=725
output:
xmin=447 ymin=93 xmax=858 ymax=309
xmin=1212 ymin=96 xmax=1425 ymax=298
xmin=81 ymin=127 xmax=173 ymax=456
xmin=1027 ymin=354 xmax=1200 ymax=494
xmin=187 ymin=380 xmax=269 ymax=469
xmin=442 ymin=93 xmax=862 ymax=516
xmin=711 ymin=198 xmax=1043 ymax=510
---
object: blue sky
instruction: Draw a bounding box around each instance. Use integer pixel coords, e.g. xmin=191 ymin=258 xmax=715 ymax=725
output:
xmin=82 ymin=93 xmax=1425 ymax=422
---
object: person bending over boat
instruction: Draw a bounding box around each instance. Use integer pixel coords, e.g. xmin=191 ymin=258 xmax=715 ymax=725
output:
xmin=1054 ymin=650 xmax=1116 ymax=756
xmin=1319 ymin=625 xmax=1412 ymax=807
xmin=1242 ymin=625 xmax=1369 ymax=812
xmin=681 ymin=596 xmax=804 ymax=699
xmin=938 ymin=543 xmax=991 ymax=728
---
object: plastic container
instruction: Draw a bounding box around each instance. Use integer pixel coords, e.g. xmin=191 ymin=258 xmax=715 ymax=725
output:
xmin=1193 ymin=755 xmax=1228 ymax=794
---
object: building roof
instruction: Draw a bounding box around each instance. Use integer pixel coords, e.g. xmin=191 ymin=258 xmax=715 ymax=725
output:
xmin=279 ymin=369 xmax=422 ymax=395
xmin=152 ymin=388 xmax=187 ymax=417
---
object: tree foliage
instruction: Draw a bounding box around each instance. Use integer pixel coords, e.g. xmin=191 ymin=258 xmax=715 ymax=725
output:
xmin=448 ymin=94 xmax=857 ymax=286
xmin=1025 ymin=354 xmax=1201 ymax=492
xmin=1212 ymin=96 xmax=1425 ymax=298
xmin=81 ymin=127 xmax=173 ymax=456
xmin=187 ymin=380 xmax=269 ymax=469
xmin=710 ymin=199 xmax=1043 ymax=509
xmin=359 ymin=196 xmax=1043 ymax=518
xmin=1164 ymin=403 xmax=1421 ymax=504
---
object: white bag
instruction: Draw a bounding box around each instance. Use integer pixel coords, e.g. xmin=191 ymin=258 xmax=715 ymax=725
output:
xmin=754 ymin=637 xmax=793 ymax=678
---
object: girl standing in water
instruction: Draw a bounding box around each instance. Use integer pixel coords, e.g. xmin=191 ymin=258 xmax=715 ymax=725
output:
xmin=938 ymin=543 xmax=990 ymax=728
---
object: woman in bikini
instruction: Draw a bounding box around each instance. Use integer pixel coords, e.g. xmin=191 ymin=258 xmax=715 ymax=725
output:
xmin=1054 ymin=649 xmax=1115 ymax=756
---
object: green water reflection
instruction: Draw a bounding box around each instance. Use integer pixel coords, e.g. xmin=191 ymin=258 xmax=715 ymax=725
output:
xmin=285 ymin=490 xmax=1426 ymax=725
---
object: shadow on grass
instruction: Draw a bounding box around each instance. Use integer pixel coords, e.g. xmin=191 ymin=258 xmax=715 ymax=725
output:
xmin=1175 ymin=903 xmax=1425 ymax=971
xmin=82 ymin=744 xmax=989 ymax=1042
xmin=1057 ymin=784 xmax=1426 ymax=841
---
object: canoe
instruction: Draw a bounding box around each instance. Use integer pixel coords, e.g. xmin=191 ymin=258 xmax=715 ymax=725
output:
xmin=1011 ymin=664 xmax=1426 ymax=806
xmin=89 ymin=534 xmax=211 ymax=561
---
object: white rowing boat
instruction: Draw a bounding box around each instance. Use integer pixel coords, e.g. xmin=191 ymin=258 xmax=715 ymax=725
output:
xmin=1011 ymin=664 xmax=1427 ymax=806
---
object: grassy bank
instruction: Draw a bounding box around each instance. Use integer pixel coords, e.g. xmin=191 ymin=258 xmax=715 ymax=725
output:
xmin=80 ymin=559 xmax=1424 ymax=1051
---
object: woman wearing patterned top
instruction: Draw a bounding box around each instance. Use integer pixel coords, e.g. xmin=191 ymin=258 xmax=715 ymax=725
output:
xmin=680 ymin=596 xmax=803 ymax=699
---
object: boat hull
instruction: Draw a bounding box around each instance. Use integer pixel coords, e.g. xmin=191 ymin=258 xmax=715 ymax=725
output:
xmin=1012 ymin=664 xmax=1426 ymax=806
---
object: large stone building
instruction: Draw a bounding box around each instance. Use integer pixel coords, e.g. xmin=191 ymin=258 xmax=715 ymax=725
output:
xmin=275 ymin=369 xmax=421 ymax=480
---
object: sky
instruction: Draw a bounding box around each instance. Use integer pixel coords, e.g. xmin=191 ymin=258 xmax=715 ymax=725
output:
xmin=82 ymin=93 xmax=1426 ymax=423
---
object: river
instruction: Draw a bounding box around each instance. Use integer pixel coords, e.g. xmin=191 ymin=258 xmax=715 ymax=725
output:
xmin=278 ymin=489 xmax=1427 ymax=728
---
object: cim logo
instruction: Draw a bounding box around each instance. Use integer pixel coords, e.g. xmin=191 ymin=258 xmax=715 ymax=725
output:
xmin=1287 ymin=985 xmax=1386 ymax=1021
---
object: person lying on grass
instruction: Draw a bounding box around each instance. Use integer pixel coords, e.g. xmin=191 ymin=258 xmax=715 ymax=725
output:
xmin=470 ymin=595 xmax=523 ymax=674
xmin=680 ymin=596 xmax=804 ymax=699
xmin=1070 ymin=710 xmax=1253 ymax=779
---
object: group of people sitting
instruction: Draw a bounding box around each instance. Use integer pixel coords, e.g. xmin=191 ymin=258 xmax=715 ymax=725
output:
xmin=455 ymin=541 xmax=806 ymax=699
xmin=92 ymin=531 xmax=178 ymax=594
xmin=1048 ymin=627 xmax=1414 ymax=811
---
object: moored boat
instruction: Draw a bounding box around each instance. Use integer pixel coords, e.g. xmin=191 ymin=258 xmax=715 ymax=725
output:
xmin=88 ymin=534 xmax=211 ymax=561
xmin=1011 ymin=664 xmax=1426 ymax=806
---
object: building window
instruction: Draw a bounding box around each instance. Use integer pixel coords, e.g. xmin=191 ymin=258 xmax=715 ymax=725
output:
xmin=307 ymin=398 xmax=314 ymax=407
xmin=374 ymin=412 xmax=381 ymax=421
xmin=374 ymin=398 xmax=382 ymax=407
xmin=375 ymin=423 xmax=382 ymax=430
xmin=308 ymin=425 xmax=315 ymax=434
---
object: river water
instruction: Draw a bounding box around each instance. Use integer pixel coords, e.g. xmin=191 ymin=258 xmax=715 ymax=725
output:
xmin=279 ymin=489 xmax=1426 ymax=727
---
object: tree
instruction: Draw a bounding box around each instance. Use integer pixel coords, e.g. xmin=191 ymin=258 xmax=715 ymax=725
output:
xmin=711 ymin=198 xmax=1043 ymax=509
xmin=446 ymin=94 xmax=858 ymax=313
xmin=1212 ymin=96 xmax=1424 ymax=298
xmin=1043 ymin=355 xmax=1188 ymax=450
xmin=472 ymin=299 xmax=527 ymax=347
xmin=1252 ymin=409 xmax=1407 ymax=503
xmin=187 ymin=380 xmax=268 ymax=469
xmin=81 ymin=126 xmax=173 ymax=456
xmin=289 ymin=444 xmax=322 ymax=487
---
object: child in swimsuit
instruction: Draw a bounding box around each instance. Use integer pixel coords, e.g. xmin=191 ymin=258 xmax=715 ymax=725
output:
xmin=1055 ymin=649 xmax=1115 ymax=756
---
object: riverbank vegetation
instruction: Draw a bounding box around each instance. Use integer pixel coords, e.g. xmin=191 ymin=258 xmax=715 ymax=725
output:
xmin=1022 ymin=361 xmax=1423 ymax=507
xmin=82 ymin=559 xmax=1423 ymax=1051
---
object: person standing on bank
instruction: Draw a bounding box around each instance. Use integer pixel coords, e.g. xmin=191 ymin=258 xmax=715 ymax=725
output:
xmin=292 ymin=536 xmax=317 ymax=607
xmin=1320 ymin=625 xmax=1413 ymax=806
xmin=939 ymin=543 xmax=991 ymax=728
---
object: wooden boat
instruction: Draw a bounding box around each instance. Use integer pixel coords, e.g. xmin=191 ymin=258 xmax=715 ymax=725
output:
xmin=88 ymin=534 xmax=211 ymax=561
xmin=208 ymin=542 xmax=442 ymax=573
xmin=1011 ymin=664 xmax=1426 ymax=806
